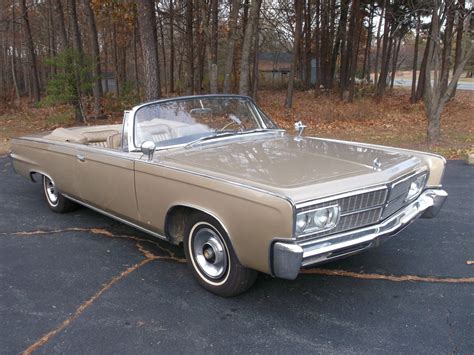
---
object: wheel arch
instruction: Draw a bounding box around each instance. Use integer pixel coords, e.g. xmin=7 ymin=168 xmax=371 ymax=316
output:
xmin=29 ymin=170 xmax=53 ymax=183
xmin=164 ymin=203 xmax=232 ymax=246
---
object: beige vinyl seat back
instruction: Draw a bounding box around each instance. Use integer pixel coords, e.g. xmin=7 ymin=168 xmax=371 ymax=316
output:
xmin=83 ymin=130 xmax=120 ymax=148
xmin=45 ymin=127 xmax=122 ymax=149
xmin=107 ymin=132 xmax=123 ymax=149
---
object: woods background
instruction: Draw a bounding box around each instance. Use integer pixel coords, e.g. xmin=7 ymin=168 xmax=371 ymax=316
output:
xmin=0 ymin=0 xmax=472 ymax=146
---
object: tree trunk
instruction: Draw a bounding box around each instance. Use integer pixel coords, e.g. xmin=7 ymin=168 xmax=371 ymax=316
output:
xmin=52 ymin=0 xmax=68 ymax=50
xmin=348 ymin=1 xmax=362 ymax=102
xmin=19 ymin=0 xmax=41 ymax=103
xmin=223 ymin=0 xmax=240 ymax=93
xmin=46 ymin=0 xmax=56 ymax=78
xmin=133 ymin=24 xmax=139 ymax=93
xmin=440 ymin=2 xmax=454 ymax=94
xmin=375 ymin=8 xmax=391 ymax=100
xmin=451 ymin=0 xmax=465 ymax=98
xmin=410 ymin=15 xmax=420 ymax=103
xmin=361 ymin=3 xmax=374 ymax=81
xmin=373 ymin=0 xmax=385 ymax=87
xmin=285 ymin=0 xmax=303 ymax=108
xmin=252 ymin=10 xmax=260 ymax=100
xmin=10 ymin=0 xmax=20 ymax=101
xmin=319 ymin=0 xmax=330 ymax=88
xmin=136 ymin=0 xmax=161 ymax=101
xmin=67 ymin=0 xmax=83 ymax=55
xmin=185 ymin=0 xmax=194 ymax=94
xmin=158 ymin=10 xmax=168 ymax=94
xmin=209 ymin=0 xmax=218 ymax=93
xmin=83 ymin=0 xmax=103 ymax=118
xmin=169 ymin=0 xmax=175 ymax=93
xmin=239 ymin=0 xmax=261 ymax=95
xmin=303 ymin=0 xmax=312 ymax=88
xmin=424 ymin=0 xmax=472 ymax=143
xmin=390 ymin=36 xmax=402 ymax=89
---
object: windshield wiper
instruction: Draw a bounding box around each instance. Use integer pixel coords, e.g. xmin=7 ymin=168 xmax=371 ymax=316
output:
xmin=184 ymin=128 xmax=281 ymax=149
xmin=184 ymin=131 xmax=237 ymax=149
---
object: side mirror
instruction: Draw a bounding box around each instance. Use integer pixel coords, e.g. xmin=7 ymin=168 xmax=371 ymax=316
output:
xmin=294 ymin=121 xmax=306 ymax=137
xmin=141 ymin=141 xmax=156 ymax=161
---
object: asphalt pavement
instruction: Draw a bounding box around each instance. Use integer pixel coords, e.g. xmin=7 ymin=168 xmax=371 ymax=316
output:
xmin=0 ymin=156 xmax=473 ymax=354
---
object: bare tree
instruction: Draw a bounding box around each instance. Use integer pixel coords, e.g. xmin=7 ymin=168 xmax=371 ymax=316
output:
xmin=67 ymin=0 xmax=83 ymax=56
xmin=239 ymin=0 xmax=262 ymax=95
xmin=285 ymin=0 xmax=303 ymax=108
xmin=223 ymin=0 xmax=241 ymax=93
xmin=137 ymin=0 xmax=161 ymax=101
xmin=83 ymin=0 xmax=103 ymax=118
xmin=424 ymin=0 xmax=472 ymax=143
xmin=185 ymin=0 xmax=194 ymax=94
xmin=209 ymin=0 xmax=219 ymax=93
xmin=410 ymin=13 xmax=420 ymax=103
xmin=169 ymin=0 xmax=175 ymax=93
xmin=52 ymin=0 xmax=68 ymax=50
xmin=19 ymin=0 xmax=41 ymax=103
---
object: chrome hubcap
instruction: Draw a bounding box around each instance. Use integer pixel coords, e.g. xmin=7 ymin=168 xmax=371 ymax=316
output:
xmin=44 ymin=177 xmax=59 ymax=205
xmin=192 ymin=227 xmax=228 ymax=279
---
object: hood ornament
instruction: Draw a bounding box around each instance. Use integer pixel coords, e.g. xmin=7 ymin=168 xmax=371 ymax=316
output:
xmin=372 ymin=158 xmax=382 ymax=171
xmin=294 ymin=121 xmax=306 ymax=142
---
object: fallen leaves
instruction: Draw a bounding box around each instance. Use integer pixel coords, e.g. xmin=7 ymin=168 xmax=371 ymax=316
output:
xmin=258 ymin=89 xmax=474 ymax=159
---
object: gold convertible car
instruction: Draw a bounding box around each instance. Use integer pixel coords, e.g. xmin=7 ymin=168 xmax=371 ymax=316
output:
xmin=10 ymin=95 xmax=448 ymax=296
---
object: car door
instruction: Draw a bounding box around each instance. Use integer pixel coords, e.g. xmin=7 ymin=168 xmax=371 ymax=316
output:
xmin=74 ymin=147 xmax=141 ymax=223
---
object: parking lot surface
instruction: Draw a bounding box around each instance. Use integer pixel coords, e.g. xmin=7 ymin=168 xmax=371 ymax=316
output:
xmin=0 ymin=157 xmax=473 ymax=354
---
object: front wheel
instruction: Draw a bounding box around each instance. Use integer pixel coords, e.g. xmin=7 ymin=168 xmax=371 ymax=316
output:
xmin=42 ymin=175 xmax=78 ymax=213
xmin=184 ymin=213 xmax=257 ymax=297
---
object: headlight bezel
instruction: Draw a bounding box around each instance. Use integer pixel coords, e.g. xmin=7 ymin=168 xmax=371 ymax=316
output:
xmin=294 ymin=204 xmax=341 ymax=237
xmin=405 ymin=172 xmax=427 ymax=202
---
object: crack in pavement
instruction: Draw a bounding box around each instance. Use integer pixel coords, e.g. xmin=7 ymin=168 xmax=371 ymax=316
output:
xmin=20 ymin=231 xmax=185 ymax=355
xmin=0 ymin=227 xmax=184 ymax=261
xmin=300 ymin=268 xmax=474 ymax=284
xmin=23 ymin=253 xmax=154 ymax=354
xmin=1 ymin=227 xmax=471 ymax=353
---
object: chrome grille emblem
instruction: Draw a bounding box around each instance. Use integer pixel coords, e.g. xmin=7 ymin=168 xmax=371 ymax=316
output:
xmin=372 ymin=158 xmax=382 ymax=171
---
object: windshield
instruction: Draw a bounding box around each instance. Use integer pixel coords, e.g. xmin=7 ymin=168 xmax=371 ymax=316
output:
xmin=134 ymin=96 xmax=276 ymax=148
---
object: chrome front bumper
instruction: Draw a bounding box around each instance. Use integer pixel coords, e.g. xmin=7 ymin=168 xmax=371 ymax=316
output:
xmin=272 ymin=189 xmax=448 ymax=280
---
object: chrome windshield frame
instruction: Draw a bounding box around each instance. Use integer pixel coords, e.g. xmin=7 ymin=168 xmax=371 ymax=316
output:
xmin=128 ymin=94 xmax=278 ymax=152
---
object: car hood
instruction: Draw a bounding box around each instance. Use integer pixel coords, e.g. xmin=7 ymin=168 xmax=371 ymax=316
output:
xmin=162 ymin=134 xmax=423 ymax=203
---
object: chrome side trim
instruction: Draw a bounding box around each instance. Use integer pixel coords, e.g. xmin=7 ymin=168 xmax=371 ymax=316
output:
xmin=14 ymin=136 xmax=295 ymax=208
xmin=63 ymin=194 xmax=168 ymax=241
xmin=12 ymin=137 xmax=140 ymax=161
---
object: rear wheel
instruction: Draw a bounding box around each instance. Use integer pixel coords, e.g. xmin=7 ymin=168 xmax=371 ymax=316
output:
xmin=42 ymin=175 xmax=77 ymax=213
xmin=183 ymin=213 xmax=257 ymax=297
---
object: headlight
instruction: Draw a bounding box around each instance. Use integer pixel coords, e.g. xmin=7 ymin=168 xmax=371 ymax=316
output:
xmin=295 ymin=205 xmax=340 ymax=236
xmin=406 ymin=173 xmax=427 ymax=201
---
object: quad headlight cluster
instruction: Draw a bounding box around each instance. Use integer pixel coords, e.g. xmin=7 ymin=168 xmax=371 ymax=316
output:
xmin=406 ymin=173 xmax=427 ymax=202
xmin=295 ymin=205 xmax=340 ymax=237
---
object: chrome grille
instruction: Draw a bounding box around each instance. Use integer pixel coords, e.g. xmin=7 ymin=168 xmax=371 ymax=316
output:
xmin=297 ymin=188 xmax=387 ymax=215
xmin=382 ymin=172 xmax=422 ymax=219
xmin=297 ymin=187 xmax=387 ymax=240
xmin=295 ymin=171 xmax=427 ymax=242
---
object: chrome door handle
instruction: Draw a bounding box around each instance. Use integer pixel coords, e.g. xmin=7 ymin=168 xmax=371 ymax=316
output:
xmin=76 ymin=154 xmax=85 ymax=162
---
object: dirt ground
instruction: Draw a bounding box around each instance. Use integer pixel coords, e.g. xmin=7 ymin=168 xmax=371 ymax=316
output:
xmin=1 ymin=89 xmax=473 ymax=158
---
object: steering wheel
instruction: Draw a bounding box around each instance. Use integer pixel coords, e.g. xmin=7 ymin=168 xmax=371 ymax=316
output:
xmin=218 ymin=114 xmax=245 ymax=132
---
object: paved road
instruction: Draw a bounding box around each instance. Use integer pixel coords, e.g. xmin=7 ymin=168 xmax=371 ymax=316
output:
xmin=1 ymin=156 xmax=473 ymax=354
xmin=394 ymin=78 xmax=474 ymax=91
